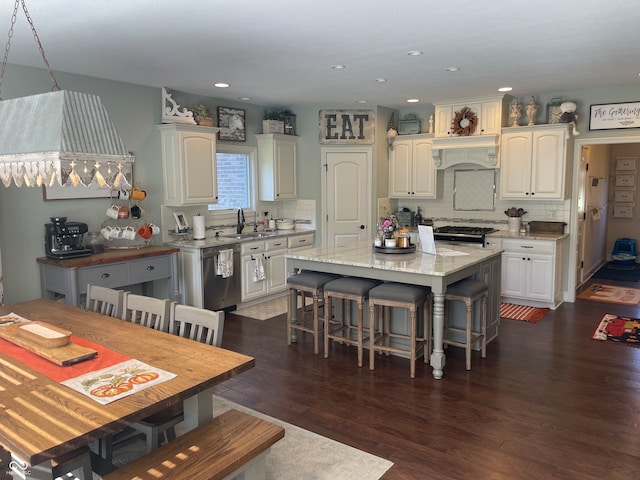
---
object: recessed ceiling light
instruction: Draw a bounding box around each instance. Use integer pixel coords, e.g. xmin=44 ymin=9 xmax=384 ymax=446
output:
xmin=498 ymin=87 xmax=513 ymax=92
xmin=407 ymin=99 xmax=420 ymax=103
xmin=214 ymin=83 xmax=229 ymax=88
xmin=374 ymin=78 xmax=387 ymax=83
xmin=406 ymin=50 xmax=423 ymax=56
xmin=445 ymin=67 xmax=460 ymax=72
xmin=356 ymin=100 xmax=368 ymax=104
xmin=238 ymin=97 xmax=252 ymax=101
xmin=331 ymin=64 xmax=346 ymax=70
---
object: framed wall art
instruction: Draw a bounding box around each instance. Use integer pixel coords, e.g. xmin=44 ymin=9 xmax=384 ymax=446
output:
xmin=217 ymin=107 xmax=246 ymax=142
xmin=589 ymin=101 xmax=640 ymax=131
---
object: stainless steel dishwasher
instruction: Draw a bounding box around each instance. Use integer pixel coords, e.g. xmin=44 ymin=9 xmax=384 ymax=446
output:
xmin=202 ymin=243 xmax=241 ymax=311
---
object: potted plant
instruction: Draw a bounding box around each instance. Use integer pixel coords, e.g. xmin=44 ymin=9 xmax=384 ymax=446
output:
xmin=262 ymin=108 xmax=294 ymax=134
xmin=190 ymin=104 xmax=214 ymax=126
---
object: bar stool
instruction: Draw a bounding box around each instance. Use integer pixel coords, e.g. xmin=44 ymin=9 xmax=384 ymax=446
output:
xmin=287 ymin=271 xmax=341 ymax=354
xmin=323 ymin=277 xmax=382 ymax=367
xmin=368 ymin=283 xmax=432 ymax=378
xmin=443 ymin=279 xmax=488 ymax=370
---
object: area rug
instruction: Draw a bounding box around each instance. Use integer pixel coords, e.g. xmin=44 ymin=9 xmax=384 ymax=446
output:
xmin=234 ymin=295 xmax=312 ymax=321
xmin=111 ymin=396 xmax=394 ymax=480
xmin=500 ymin=303 xmax=550 ymax=323
xmin=577 ymin=284 xmax=640 ymax=305
xmin=591 ymin=313 xmax=640 ymax=348
xmin=592 ymin=263 xmax=640 ymax=282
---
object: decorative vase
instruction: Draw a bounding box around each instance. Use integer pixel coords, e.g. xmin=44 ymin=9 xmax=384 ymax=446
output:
xmin=525 ymin=96 xmax=538 ymax=126
xmin=509 ymin=101 xmax=522 ymax=127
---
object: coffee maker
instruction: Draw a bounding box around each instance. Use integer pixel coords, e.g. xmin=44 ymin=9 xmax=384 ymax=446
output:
xmin=44 ymin=217 xmax=93 ymax=259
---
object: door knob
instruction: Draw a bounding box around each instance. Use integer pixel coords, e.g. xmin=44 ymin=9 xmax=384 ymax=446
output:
xmin=359 ymin=225 xmax=365 ymax=230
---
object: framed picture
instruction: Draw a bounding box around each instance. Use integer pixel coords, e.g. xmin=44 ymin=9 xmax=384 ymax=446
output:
xmin=173 ymin=212 xmax=189 ymax=233
xmin=616 ymin=156 xmax=637 ymax=172
xmin=614 ymin=189 xmax=635 ymax=203
xmin=589 ymin=101 xmax=640 ymax=131
xmin=615 ymin=174 xmax=636 ymax=187
xmin=217 ymin=107 xmax=246 ymax=142
xmin=613 ymin=204 xmax=634 ymax=219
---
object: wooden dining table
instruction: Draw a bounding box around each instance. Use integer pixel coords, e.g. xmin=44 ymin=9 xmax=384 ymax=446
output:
xmin=0 ymin=298 xmax=254 ymax=480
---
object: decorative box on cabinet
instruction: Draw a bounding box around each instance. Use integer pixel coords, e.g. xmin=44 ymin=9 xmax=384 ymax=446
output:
xmin=434 ymin=95 xmax=511 ymax=138
xmin=158 ymin=124 xmax=220 ymax=206
xmin=256 ymin=133 xmax=297 ymax=201
xmin=500 ymin=124 xmax=570 ymax=200
xmin=389 ymin=134 xmax=439 ymax=198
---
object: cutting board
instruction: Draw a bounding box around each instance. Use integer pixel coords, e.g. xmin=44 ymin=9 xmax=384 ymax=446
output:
xmin=0 ymin=323 xmax=97 ymax=366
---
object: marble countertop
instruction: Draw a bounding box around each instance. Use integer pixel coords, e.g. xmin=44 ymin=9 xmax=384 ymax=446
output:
xmin=286 ymin=241 xmax=502 ymax=277
xmin=165 ymin=229 xmax=314 ymax=249
xmin=487 ymin=230 xmax=568 ymax=241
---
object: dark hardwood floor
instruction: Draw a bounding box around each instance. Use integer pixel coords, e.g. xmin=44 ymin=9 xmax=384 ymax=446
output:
xmin=214 ymin=280 xmax=640 ymax=479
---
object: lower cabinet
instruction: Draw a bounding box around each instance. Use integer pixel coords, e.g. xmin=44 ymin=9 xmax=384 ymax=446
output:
xmin=500 ymin=237 xmax=565 ymax=309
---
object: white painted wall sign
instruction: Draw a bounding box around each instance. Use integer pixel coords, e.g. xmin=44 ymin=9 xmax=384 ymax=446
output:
xmin=589 ymin=101 xmax=640 ymax=130
xmin=319 ymin=110 xmax=375 ymax=144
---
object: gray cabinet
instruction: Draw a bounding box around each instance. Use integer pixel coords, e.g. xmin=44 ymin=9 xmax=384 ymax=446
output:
xmin=37 ymin=247 xmax=180 ymax=306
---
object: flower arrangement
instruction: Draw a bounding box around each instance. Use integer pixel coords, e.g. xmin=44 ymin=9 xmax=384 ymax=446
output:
xmin=378 ymin=214 xmax=399 ymax=237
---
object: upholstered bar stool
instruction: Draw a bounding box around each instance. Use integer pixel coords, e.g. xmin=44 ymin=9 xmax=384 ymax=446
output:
xmin=368 ymin=283 xmax=432 ymax=378
xmin=287 ymin=271 xmax=340 ymax=354
xmin=323 ymin=277 xmax=382 ymax=367
xmin=443 ymin=278 xmax=488 ymax=370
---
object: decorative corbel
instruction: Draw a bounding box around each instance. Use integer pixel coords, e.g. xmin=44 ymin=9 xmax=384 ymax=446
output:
xmin=161 ymin=88 xmax=196 ymax=125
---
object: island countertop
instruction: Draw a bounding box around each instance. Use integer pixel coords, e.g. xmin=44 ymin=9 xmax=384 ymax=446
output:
xmin=286 ymin=241 xmax=503 ymax=280
xmin=286 ymin=241 xmax=503 ymax=379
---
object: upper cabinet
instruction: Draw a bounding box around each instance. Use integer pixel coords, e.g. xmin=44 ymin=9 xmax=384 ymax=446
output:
xmin=500 ymin=124 xmax=571 ymax=200
xmin=389 ymin=134 xmax=438 ymax=198
xmin=434 ymin=95 xmax=511 ymax=138
xmin=159 ymin=124 xmax=219 ymax=206
xmin=256 ymin=134 xmax=297 ymax=201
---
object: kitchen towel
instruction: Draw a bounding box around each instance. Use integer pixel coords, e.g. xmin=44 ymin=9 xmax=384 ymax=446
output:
xmin=216 ymin=249 xmax=234 ymax=278
xmin=252 ymin=256 xmax=266 ymax=282
xmin=192 ymin=215 xmax=206 ymax=240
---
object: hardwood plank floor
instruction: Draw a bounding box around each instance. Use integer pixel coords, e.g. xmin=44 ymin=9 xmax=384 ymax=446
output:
xmin=214 ymin=281 xmax=640 ymax=479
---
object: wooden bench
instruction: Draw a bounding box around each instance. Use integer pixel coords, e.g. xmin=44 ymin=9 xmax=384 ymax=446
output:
xmin=101 ymin=409 xmax=285 ymax=480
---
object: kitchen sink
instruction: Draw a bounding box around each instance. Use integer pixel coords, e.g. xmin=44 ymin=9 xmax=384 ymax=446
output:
xmin=221 ymin=232 xmax=279 ymax=240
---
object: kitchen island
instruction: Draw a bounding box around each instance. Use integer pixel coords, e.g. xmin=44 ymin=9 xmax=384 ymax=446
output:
xmin=286 ymin=242 xmax=502 ymax=379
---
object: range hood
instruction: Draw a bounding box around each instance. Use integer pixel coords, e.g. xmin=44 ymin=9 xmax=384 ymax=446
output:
xmin=431 ymin=135 xmax=500 ymax=170
xmin=0 ymin=90 xmax=134 ymax=188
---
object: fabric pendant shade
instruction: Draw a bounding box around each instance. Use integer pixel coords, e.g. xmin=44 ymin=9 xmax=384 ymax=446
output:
xmin=0 ymin=90 xmax=134 ymax=188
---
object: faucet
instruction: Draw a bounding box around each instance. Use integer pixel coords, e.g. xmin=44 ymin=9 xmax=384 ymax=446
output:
xmin=237 ymin=208 xmax=245 ymax=234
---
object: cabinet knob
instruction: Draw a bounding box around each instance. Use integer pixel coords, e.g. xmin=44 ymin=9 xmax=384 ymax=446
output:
xmin=101 ymin=273 xmax=110 ymax=278
xmin=146 ymin=265 xmax=155 ymax=271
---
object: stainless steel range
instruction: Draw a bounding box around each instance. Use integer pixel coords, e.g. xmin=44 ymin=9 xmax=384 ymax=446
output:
xmin=433 ymin=226 xmax=497 ymax=246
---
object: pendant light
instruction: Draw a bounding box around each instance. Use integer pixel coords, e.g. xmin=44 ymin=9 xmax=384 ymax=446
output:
xmin=0 ymin=0 xmax=134 ymax=188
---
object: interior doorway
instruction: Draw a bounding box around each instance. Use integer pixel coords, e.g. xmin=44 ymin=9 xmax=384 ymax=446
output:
xmin=568 ymin=134 xmax=640 ymax=301
xmin=321 ymin=147 xmax=372 ymax=247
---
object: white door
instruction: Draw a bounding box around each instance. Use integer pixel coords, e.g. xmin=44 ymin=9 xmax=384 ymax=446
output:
xmin=575 ymin=146 xmax=588 ymax=285
xmin=322 ymin=148 xmax=372 ymax=247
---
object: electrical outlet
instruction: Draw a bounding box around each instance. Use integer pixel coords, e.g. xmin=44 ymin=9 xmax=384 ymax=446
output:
xmin=545 ymin=210 xmax=556 ymax=220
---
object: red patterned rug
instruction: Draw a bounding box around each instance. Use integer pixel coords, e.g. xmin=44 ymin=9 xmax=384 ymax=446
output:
xmin=500 ymin=303 xmax=550 ymax=323
xmin=591 ymin=314 xmax=640 ymax=347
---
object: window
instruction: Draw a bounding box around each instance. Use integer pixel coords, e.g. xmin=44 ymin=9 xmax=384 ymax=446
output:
xmin=208 ymin=145 xmax=256 ymax=212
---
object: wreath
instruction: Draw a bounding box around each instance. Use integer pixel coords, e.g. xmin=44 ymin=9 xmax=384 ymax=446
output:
xmin=451 ymin=107 xmax=478 ymax=136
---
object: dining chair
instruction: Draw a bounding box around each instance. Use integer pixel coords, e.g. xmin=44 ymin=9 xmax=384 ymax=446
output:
xmin=103 ymin=302 xmax=225 ymax=462
xmin=120 ymin=292 xmax=170 ymax=331
xmin=85 ymin=283 xmax=124 ymax=318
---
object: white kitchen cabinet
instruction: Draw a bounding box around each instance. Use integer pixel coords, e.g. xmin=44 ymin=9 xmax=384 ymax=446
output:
xmin=240 ymin=236 xmax=290 ymax=302
xmin=500 ymin=124 xmax=570 ymax=200
xmin=159 ymin=124 xmax=219 ymax=206
xmin=256 ymin=133 xmax=297 ymax=201
xmin=500 ymin=237 xmax=566 ymax=309
xmin=434 ymin=95 xmax=510 ymax=138
xmin=389 ymin=135 xmax=437 ymax=198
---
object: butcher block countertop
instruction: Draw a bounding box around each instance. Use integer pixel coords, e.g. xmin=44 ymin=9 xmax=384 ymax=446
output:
xmin=36 ymin=245 xmax=180 ymax=268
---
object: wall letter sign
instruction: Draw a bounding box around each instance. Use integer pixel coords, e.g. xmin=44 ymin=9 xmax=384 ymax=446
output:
xmin=319 ymin=109 xmax=375 ymax=144
xmin=589 ymin=101 xmax=640 ymax=130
